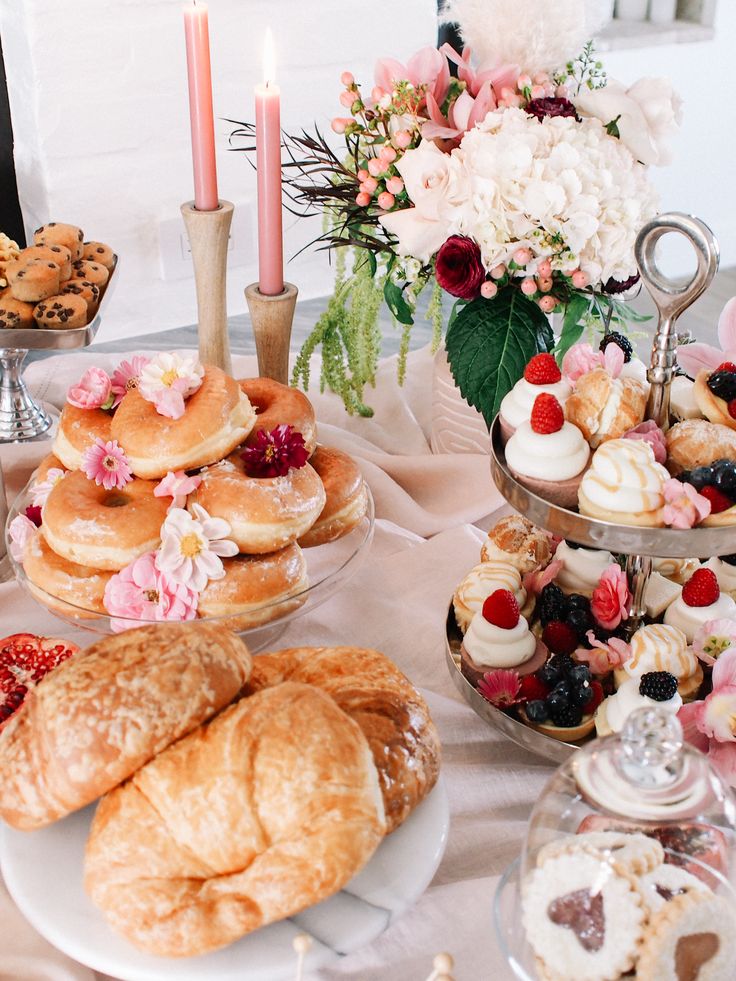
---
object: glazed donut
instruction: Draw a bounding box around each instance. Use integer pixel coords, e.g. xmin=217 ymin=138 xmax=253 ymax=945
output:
xmin=298 ymin=445 xmax=368 ymax=548
xmin=198 ymin=544 xmax=308 ymax=628
xmin=239 ymin=378 xmax=317 ymax=455
xmin=22 ymin=532 xmax=112 ymax=619
xmin=53 ymin=403 xmax=112 ymax=470
xmin=41 ymin=470 xmax=168 ymax=571
xmin=111 ymin=366 xmax=256 ymax=479
xmin=33 ymin=453 xmax=66 ymax=483
xmin=190 ymin=452 xmax=326 ymax=554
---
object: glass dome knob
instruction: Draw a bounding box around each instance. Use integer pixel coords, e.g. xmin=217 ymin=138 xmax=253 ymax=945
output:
xmin=620 ymin=706 xmax=684 ymax=788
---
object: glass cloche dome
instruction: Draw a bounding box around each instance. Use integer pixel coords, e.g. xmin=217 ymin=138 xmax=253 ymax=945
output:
xmin=494 ymin=707 xmax=736 ymax=980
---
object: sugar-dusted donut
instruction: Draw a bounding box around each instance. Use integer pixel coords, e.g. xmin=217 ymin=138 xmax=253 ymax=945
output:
xmin=53 ymin=403 xmax=113 ymax=470
xmin=33 ymin=453 xmax=67 ymax=483
xmin=111 ymin=365 xmax=256 ymax=479
xmin=22 ymin=532 xmax=112 ymax=618
xmin=198 ymin=544 xmax=309 ymax=627
xmin=190 ymin=451 xmax=326 ymax=554
xmin=41 ymin=470 xmax=168 ymax=571
xmin=298 ymin=445 xmax=368 ymax=548
xmin=239 ymin=377 xmax=317 ymax=455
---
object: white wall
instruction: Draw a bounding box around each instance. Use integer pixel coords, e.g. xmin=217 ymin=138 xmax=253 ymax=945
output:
xmin=1 ymin=0 xmax=733 ymax=341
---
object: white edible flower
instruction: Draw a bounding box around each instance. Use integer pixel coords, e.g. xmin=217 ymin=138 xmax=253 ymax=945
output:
xmin=138 ymin=352 xmax=205 ymax=420
xmin=156 ymin=503 xmax=238 ymax=593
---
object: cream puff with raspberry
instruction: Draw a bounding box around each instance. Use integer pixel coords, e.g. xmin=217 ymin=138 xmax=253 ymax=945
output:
xmin=460 ymin=588 xmax=547 ymax=687
xmin=504 ymin=394 xmax=590 ymax=509
xmin=664 ymin=567 xmax=736 ymax=644
xmin=498 ymin=353 xmax=571 ymax=442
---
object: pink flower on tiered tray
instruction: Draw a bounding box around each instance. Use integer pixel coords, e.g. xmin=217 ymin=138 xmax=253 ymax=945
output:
xmin=66 ymin=367 xmax=113 ymax=411
xmin=562 ymin=341 xmax=625 ymax=385
xmin=591 ymin=564 xmax=631 ymax=631
xmin=156 ymin=503 xmax=237 ymax=592
xmin=104 ymin=551 xmax=198 ymax=627
xmin=679 ymin=650 xmax=736 ymax=785
xmin=7 ymin=514 xmax=37 ymax=562
xmin=692 ymin=619 xmax=736 ymax=667
xmin=110 ymin=355 xmax=151 ymax=407
xmin=138 ymin=352 xmax=204 ymax=420
xmin=662 ymin=478 xmax=711 ymax=530
xmin=477 ymin=668 xmax=521 ymax=707
xmin=154 ymin=470 xmax=203 ymax=511
xmin=575 ymin=632 xmax=631 ymax=676
xmin=374 ymin=47 xmax=450 ymax=112
xmin=81 ymin=438 xmax=132 ymax=491
xmin=241 ymin=424 xmax=309 ymax=478
xmin=676 ymin=296 xmax=736 ymax=378
xmin=30 ymin=467 xmax=66 ymax=508
xmin=623 ymin=420 xmax=667 ymax=465
xmin=523 ymin=559 xmax=563 ymax=597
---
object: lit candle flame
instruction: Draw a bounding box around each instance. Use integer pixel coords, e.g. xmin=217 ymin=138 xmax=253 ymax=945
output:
xmin=263 ymin=27 xmax=276 ymax=87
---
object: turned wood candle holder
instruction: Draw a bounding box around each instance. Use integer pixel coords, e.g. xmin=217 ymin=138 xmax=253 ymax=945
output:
xmin=244 ymin=282 xmax=298 ymax=385
xmin=181 ymin=199 xmax=234 ymax=374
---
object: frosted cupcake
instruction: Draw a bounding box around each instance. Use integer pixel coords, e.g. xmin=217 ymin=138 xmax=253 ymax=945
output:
xmin=498 ymin=353 xmax=571 ymax=442
xmin=453 ymin=561 xmax=528 ymax=633
xmin=555 ymin=540 xmax=615 ymax=597
xmin=578 ymin=439 xmax=669 ymax=526
xmin=616 ymin=623 xmax=703 ymax=701
xmin=664 ymin=568 xmax=736 ymax=644
xmin=460 ymin=588 xmax=547 ymax=686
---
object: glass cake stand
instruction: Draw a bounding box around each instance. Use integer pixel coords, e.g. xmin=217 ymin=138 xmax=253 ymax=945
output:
xmin=0 ymin=255 xmax=118 ymax=443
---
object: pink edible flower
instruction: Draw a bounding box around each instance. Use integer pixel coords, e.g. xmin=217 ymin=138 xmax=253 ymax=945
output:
xmin=692 ymin=618 xmax=736 ymax=667
xmin=110 ymin=355 xmax=151 ymax=407
xmin=138 ymin=352 xmax=204 ymax=420
xmin=523 ymin=559 xmax=563 ymax=597
xmin=679 ymin=652 xmax=736 ymax=785
xmin=374 ymin=46 xmax=450 ymax=112
xmin=602 ymin=342 xmax=625 ymax=379
xmin=575 ymin=632 xmax=631 ymax=676
xmin=66 ymin=366 xmax=113 ymax=411
xmin=154 ymin=470 xmax=203 ymax=511
xmin=241 ymin=425 xmax=309 ymax=478
xmin=562 ymin=342 xmax=604 ymax=384
xmin=81 ymin=438 xmax=132 ymax=491
xmin=156 ymin=503 xmax=238 ymax=593
xmin=30 ymin=467 xmax=66 ymax=508
xmin=662 ymin=478 xmax=711 ymax=530
xmin=591 ymin=563 xmax=631 ymax=631
xmin=7 ymin=514 xmax=37 ymax=562
xmin=676 ymin=295 xmax=736 ymax=378
xmin=104 ymin=551 xmax=198 ymax=626
xmin=623 ymin=420 xmax=667 ymax=465
xmin=477 ymin=668 xmax=521 ymax=708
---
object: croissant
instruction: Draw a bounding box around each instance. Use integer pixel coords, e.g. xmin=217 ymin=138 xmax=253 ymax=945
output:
xmin=245 ymin=646 xmax=441 ymax=833
xmin=84 ymin=682 xmax=386 ymax=956
xmin=0 ymin=623 xmax=251 ymax=830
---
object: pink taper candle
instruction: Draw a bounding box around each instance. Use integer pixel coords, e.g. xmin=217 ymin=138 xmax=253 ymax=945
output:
xmin=183 ymin=1 xmax=219 ymax=211
xmin=255 ymin=29 xmax=284 ymax=295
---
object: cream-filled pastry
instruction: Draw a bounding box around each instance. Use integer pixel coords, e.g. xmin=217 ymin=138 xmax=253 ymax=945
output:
xmin=505 ymin=394 xmax=589 ymax=509
xmin=460 ymin=588 xmax=547 ymax=686
xmin=664 ymin=567 xmax=736 ymax=644
xmin=554 ymin=540 xmax=614 ymax=597
xmin=694 ymin=367 xmax=736 ymax=431
xmin=453 ymin=561 xmax=527 ymax=633
xmin=617 ymin=623 xmax=702 ymax=701
xmin=705 ymin=556 xmax=736 ymax=599
xmin=498 ymin=353 xmax=571 ymax=441
xmin=565 ymin=368 xmax=647 ymax=448
xmin=480 ymin=514 xmax=552 ymax=575
xmin=578 ymin=439 xmax=669 ymax=527
xmin=665 ymin=419 xmax=736 ymax=475
xmin=596 ymin=673 xmax=682 ymax=736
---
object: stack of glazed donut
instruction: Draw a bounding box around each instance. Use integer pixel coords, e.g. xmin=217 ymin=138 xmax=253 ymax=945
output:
xmin=18 ymin=361 xmax=369 ymax=628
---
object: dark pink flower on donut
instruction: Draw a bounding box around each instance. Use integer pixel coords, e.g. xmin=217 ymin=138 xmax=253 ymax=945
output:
xmin=241 ymin=425 xmax=309 ymax=478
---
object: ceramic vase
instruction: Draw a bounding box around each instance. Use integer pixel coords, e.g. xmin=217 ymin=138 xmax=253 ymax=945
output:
xmin=430 ymin=346 xmax=491 ymax=455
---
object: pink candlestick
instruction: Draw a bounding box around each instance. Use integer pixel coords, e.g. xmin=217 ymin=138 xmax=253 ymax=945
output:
xmin=255 ymin=30 xmax=284 ymax=296
xmin=183 ymin=1 xmax=219 ymax=212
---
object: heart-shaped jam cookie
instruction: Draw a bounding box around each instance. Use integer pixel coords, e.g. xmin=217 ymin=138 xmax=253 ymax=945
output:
xmin=548 ymin=889 xmax=605 ymax=953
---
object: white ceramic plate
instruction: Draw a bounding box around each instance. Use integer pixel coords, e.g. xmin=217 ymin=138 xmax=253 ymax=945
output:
xmin=1 ymin=777 xmax=448 ymax=981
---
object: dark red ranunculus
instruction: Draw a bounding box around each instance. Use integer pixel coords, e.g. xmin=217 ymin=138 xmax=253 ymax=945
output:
xmin=241 ymin=424 xmax=309 ymax=478
xmin=603 ymin=273 xmax=641 ymax=295
xmin=435 ymin=235 xmax=485 ymax=300
xmin=525 ymin=98 xmax=579 ymax=122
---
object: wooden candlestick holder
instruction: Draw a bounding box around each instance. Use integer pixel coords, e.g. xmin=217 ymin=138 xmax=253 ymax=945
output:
xmin=181 ymin=199 xmax=234 ymax=374
xmin=244 ymin=282 xmax=298 ymax=385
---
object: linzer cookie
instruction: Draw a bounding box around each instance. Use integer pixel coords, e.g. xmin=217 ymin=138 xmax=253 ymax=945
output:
xmin=33 ymin=294 xmax=88 ymax=329
xmin=34 ymin=222 xmax=84 ymax=261
xmin=82 ymin=241 xmax=114 ymax=271
xmin=0 ymin=296 xmax=34 ymax=330
xmin=20 ymin=244 xmax=72 ymax=280
xmin=6 ymin=257 xmax=61 ymax=302
xmin=60 ymin=278 xmax=100 ymax=314
xmin=71 ymin=259 xmax=108 ymax=287
xmin=639 ymin=863 xmax=711 ymax=914
xmin=537 ymin=831 xmax=664 ymax=877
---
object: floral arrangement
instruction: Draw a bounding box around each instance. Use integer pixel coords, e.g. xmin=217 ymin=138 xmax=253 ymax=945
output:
xmin=233 ymin=0 xmax=680 ymax=420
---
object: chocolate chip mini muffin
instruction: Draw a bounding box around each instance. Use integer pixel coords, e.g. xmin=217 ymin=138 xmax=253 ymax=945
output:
xmin=34 ymin=222 xmax=84 ymax=261
xmin=33 ymin=293 xmax=88 ymax=329
xmin=6 ymin=258 xmax=61 ymax=302
xmin=82 ymin=241 xmax=115 ymax=271
xmin=60 ymin=278 xmax=100 ymax=314
xmin=71 ymin=259 xmax=109 ymax=287
xmin=0 ymin=296 xmax=34 ymax=330
xmin=20 ymin=243 xmax=72 ymax=280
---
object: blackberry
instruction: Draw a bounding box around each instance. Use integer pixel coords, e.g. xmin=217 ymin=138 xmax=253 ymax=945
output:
xmin=569 ymin=664 xmax=591 ymax=687
xmin=549 ymin=702 xmax=584 ymax=728
xmin=639 ymin=671 xmax=678 ymax=702
xmin=525 ymin=699 xmax=548 ymax=723
xmin=548 ymin=653 xmax=575 ymax=678
xmin=689 ymin=466 xmax=715 ymax=490
xmin=567 ymin=608 xmax=594 ymax=639
xmin=566 ymin=593 xmax=591 ymax=612
xmin=538 ymin=583 xmax=566 ymax=625
xmin=571 ymin=684 xmax=594 ymax=708
xmin=546 ymin=689 xmax=569 ymax=713
xmin=707 ymin=370 xmax=736 ymax=402
xmin=600 ymin=331 xmax=633 ymax=363
xmin=722 ymin=554 xmax=736 ymax=567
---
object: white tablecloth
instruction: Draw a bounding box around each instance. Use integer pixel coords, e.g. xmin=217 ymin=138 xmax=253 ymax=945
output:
xmin=0 ymin=347 xmax=551 ymax=980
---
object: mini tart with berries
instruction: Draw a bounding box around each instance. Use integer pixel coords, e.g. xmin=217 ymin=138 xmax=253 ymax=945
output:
xmin=664 ymin=567 xmax=736 ymax=644
xmin=693 ymin=363 xmax=736 ymax=432
xmin=460 ymin=589 xmax=548 ymax=687
xmin=667 ymin=457 xmax=736 ymax=526
xmin=498 ymin=353 xmax=571 ymax=443
xmin=504 ymin=394 xmax=590 ymax=509
xmin=518 ymin=654 xmax=601 ymax=743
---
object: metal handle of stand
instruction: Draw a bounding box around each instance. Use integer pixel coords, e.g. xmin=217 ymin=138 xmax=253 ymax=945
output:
xmin=637 ymin=213 xmax=720 ymax=430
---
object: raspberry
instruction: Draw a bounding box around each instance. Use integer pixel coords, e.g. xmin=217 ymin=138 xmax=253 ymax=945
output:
xmin=717 ymin=362 xmax=736 ymax=374
xmin=729 ymin=399 xmax=736 ymax=420
xmin=700 ymin=485 xmax=733 ymax=514
xmin=542 ymin=620 xmax=579 ymax=655
xmin=682 ymin=568 xmax=720 ymax=608
xmin=587 ymin=680 xmax=605 ymax=713
xmin=639 ymin=671 xmax=678 ymax=702
xmin=599 ymin=331 xmax=633 ymax=363
xmin=530 ymin=393 xmax=564 ymax=434
xmin=519 ymin=675 xmax=550 ymax=702
xmin=481 ymin=589 xmax=520 ymax=629
xmin=524 ymin=352 xmax=561 ymax=385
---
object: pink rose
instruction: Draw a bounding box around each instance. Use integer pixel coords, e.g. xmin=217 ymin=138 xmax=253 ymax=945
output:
xmin=662 ymin=478 xmax=711 ymax=530
xmin=623 ymin=420 xmax=667 ymax=465
xmin=591 ymin=563 xmax=631 ymax=631
xmin=67 ymin=367 xmax=112 ymax=410
xmin=562 ymin=343 xmax=604 ymax=384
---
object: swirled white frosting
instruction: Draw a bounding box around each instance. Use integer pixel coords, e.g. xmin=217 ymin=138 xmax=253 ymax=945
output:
xmin=705 ymin=557 xmax=736 ymax=597
xmin=463 ymin=611 xmax=537 ymax=668
xmin=664 ymin=592 xmax=736 ymax=644
xmin=604 ymin=677 xmax=682 ymax=734
xmin=499 ymin=377 xmax=572 ymax=428
xmin=624 ymin=623 xmax=698 ymax=680
xmin=453 ymin=561 xmax=527 ymax=633
xmin=555 ymin=540 xmax=614 ymax=596
xmin=579 ymin=439 xmax=669 ymax=515
xmin=505 ymin=421 xmax=590 ymax=480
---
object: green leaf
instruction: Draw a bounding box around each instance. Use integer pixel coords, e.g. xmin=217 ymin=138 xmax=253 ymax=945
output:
xmin=383 ymin=278 xmax=414 ymax=326
xmin=445 ymin=289 xmax=554 ymax=427
xmin=555 ymin=292 xmax=590 ymax=362
xmin=447 ymin=297 xmax=468 ymax=332
xmin=611 ymin=299 xmax=652 ymax=324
